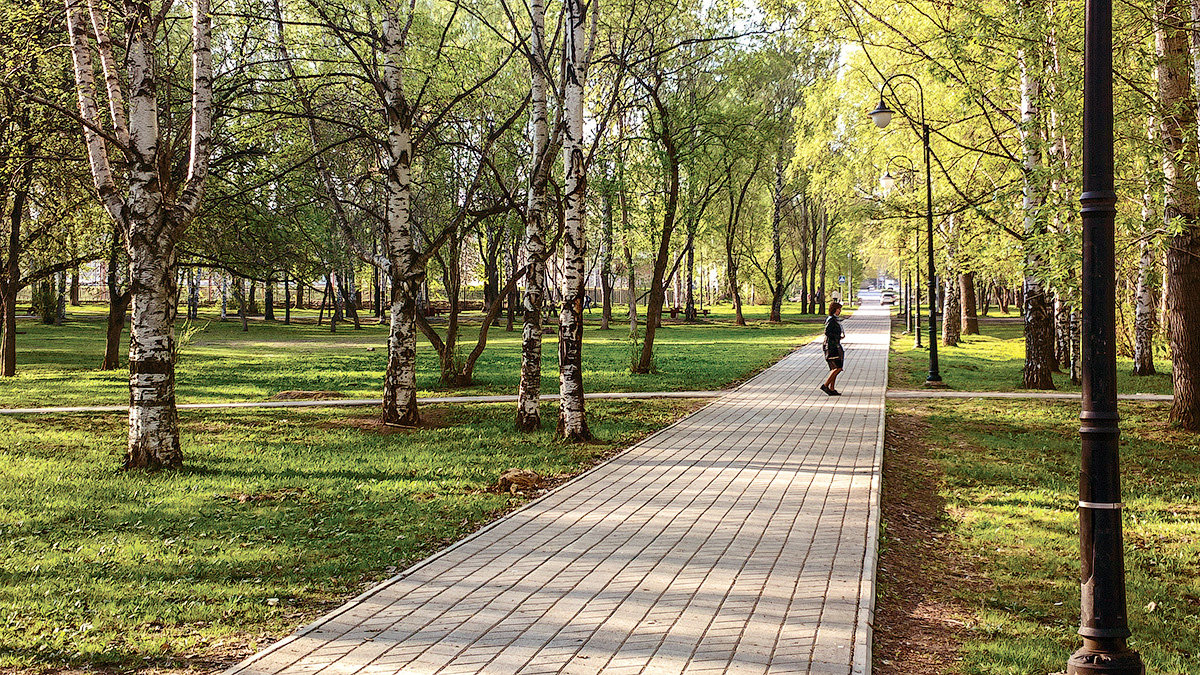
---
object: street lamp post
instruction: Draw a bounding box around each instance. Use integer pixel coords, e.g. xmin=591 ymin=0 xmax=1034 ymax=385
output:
xmin=848 ymin=252 xmax=854 ymax=306
xmin=905 ymin=257 xmax=913 ymax=333
xmin=870 ymin=76 xmax=940 ymax=381
xmin=914 ymin=228 xmax=922 ymax=348
xmin=1068 ymin=0 xmax=1143 ymax=669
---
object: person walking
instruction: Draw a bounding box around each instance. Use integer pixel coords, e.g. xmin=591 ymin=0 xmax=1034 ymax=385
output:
xmin=821 ymin=301 xmax=845 ymax=396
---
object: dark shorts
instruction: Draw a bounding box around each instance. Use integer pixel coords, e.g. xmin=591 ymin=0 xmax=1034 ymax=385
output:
xmin=824 ymin=344 xmax=844 ymax=370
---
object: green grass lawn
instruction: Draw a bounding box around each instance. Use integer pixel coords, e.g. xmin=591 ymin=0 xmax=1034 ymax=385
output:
xmin=1 ymin=303 xmax=828 ymax=407
xmin=889 ymin=313 xmax=1175 ymax=394
xmin=0 ymin=399 xmax=701 ymax=672
xmin=887 ymin=399 xmax=1200 ymax=674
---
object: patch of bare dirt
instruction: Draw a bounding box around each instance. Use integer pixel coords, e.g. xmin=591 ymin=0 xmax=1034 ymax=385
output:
xmin=874 ymin=412 xmax=982 ymax=674
xmin=313 ymin=408 xmax=455 ymax=434
xmin=270 ymin=390 xmax=344 ymax=400
xmin=21 ymin=631 xmax=293 ymax=675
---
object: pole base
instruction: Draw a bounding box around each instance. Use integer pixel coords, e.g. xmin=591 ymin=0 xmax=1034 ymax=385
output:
xmin=1067 ymin=645 xmax=1144 ymax=675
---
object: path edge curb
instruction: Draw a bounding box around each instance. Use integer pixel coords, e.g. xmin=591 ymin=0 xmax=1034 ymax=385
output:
xmin=853 ymin=320 xmax=887 ymax=675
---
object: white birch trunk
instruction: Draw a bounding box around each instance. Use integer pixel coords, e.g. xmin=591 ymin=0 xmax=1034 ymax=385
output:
xmin=1018 ymin=19 xmax=1055 ymax=390
xmin=65 ymin=0 xmax=122 ymax=222
xmin=601 ymin=180 xmax=613 ymax=330
xmin=1133 ymin=239 xmax=1157 ymax=376
xmin=380 ymin=14 xmax=420 ymax=427
xmin=126 ymin=241 xmax=181 ymax=467
xmin=517 ymin=0 xmax=549 ymax=431
xmin=557 ymin=0 xmax=591 ymax=440
xmin=941 ymin=214 xmax=961 ymax=346
xmin=86 ymin=0 xmax=129 ymax=149
xmin=67 ymin=0 xmax=213 ymax=468
xmin=1133 ymin=116 xmax=1158 ymax=376
xmin=1045 ymin=10 xmax=1076 ymax=376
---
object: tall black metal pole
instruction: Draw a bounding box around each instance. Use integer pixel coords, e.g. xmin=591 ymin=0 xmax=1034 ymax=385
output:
xmin=923 ymin=123 xmax=940 ymax=381
xmin=915 ymin=228 xmax=922 ymax=348
xmin=907 ymin=269 xmax=914 ymax=333
xmin=1068 ymin=0 xmax=1142 ymax=668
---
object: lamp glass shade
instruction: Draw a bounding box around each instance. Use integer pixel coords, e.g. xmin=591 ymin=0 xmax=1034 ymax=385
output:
xmin=880 ymin=171 xmax=896 ymax=193
xmin=868 ymin=100 xmax=894 ymax=128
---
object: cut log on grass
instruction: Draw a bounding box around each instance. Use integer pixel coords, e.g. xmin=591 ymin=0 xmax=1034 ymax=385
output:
xmin=496 ymin=469 xmax=545 ymax=495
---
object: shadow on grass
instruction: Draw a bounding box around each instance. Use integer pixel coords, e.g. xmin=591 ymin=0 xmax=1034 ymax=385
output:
xmin=892 ymin=399 xmax=1200 ymax=674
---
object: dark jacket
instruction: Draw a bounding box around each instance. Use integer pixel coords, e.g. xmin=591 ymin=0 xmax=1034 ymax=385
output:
xmin=824 ymin=315 xmax=844 ymax=348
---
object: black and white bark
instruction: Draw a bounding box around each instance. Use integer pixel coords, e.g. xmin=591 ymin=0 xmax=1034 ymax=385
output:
xmin=942 ymin=215 xmax=961 ymax=346
xmin=600 ymin=178 xmax=614 ymax=330
xmin=517 ymin=0 xmax=552 ymax=431
xmin=1133 ymin=122 xmax=1157 ymax=376
xmin=942 ymin=278 xmax=961 ymax=346
xmin=66 ymin=0 xmax=214 ymax=468
xmin=1017 ymin=16 xmax=1055 ymax=390
xmin=378 ymin=12 xmax=421 ymax=426
xmin=818 ymin=207 xmax=829 ymax=314
xmin=557 ymin=0 xmax=592 ymax=441
xmin=186 ymin=267 xmax=199 ymax=320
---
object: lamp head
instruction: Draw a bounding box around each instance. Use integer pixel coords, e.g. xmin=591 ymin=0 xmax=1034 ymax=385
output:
xmin=868 ymin=99 xmax=894 ymax=128
xmin=880 ymin=171 xmax=896 ymax=194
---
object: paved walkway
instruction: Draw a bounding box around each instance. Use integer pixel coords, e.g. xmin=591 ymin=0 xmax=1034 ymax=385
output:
xmin=888 ymin=389 xmax=1173 ymax=401
xmin=0 ymin=391 xmax=725 ymax=416
xmin=227 ymin=306 xmax=892 ymax=675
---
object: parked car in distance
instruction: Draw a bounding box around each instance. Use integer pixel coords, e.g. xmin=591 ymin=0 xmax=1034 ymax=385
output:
xmin=880 ymin=290 xmax=897 ymax=305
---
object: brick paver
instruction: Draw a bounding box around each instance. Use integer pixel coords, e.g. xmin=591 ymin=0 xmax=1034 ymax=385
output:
xmin=227 ymin=306 xmax=891 ymax=675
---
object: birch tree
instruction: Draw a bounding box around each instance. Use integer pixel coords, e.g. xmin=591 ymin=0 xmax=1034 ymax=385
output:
xmin=942 ymin=214 xmax=961 ymax=346
xmin=273 ymin=0 xmax=516 ymax=426
xmin=1017 ymin=5 xmax=1055 ymax=390
xmin=65 ymin=0 xmax=214 ymax=469
xmin=1132 ymin=116 xmax=1158 ymax=376
xmin=557 ymin=0 xmax=594 ymax=440
xmin=516 ymin=0 xmax=555 ymax=431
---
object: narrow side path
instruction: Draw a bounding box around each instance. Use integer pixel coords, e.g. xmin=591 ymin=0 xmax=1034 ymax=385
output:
xmin=227 ymin=306 xmax=891 ymax=675
xmin=0 ymin=390 xmax=725 ymax=416
xmin=888 ymin=390 xmax=1172 ymax=401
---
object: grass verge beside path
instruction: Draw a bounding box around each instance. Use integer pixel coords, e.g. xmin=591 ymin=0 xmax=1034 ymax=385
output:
xmin=0 ymin=303 xmax=826 ymax=408
xmin=889 ymin=314 xmax=1175 ymax=395
xmin=0 ymin=399 xmax=702 ymax=673
xmin=878 ymin=399 xmax=1200 ymax=674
